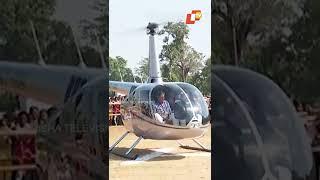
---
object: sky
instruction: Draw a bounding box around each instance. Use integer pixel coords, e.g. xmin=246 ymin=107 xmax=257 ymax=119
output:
xmin=109 ymin=0 xmax=211 ymax=72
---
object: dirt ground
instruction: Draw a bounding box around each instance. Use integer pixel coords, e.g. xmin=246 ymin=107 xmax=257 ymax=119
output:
xmin=109 ymin=126 xmax=211 ymax=180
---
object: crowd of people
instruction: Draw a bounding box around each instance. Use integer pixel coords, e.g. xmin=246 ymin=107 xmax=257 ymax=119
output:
xmin=291 ymin=99 xmax=320 ymax=179
xmin=108 ymin=95 xmax=125 ymax=126
xmin=0 ymin=106 xmax=56 ymax=180
xmin=292 ymin=100 xmax=320 ymax=144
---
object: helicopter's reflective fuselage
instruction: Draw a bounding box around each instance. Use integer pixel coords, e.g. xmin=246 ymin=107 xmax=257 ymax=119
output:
xmin=120 ymin=82 xmax=210 ymax=140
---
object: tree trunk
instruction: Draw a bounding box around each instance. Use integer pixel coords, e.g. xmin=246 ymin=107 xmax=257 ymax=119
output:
xmin=182 ymin=68 xmax=185 ymax=82
xmin=232 ymin=19 xmax=239 ymax=66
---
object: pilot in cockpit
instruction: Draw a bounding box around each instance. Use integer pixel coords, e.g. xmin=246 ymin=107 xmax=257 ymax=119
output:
xmin=152 ymin=91 xmax=172 ymax=123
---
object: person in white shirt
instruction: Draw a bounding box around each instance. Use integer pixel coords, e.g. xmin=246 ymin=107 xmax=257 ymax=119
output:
xmin=152 ymin=91 xmax=172 ymax=123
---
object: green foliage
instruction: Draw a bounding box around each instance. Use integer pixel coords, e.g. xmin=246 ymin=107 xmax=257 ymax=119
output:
xmin=213 ymin=0 xmax=320 ymax=102
xmin=135 ymin=58 xmax=149 ymax=82
xmin=213 ymin=0 xmax=305 ymax=64
xmin=0 ymin=0 xmax=108 ymax=108
xmin=158 ymin=22 xmax=205 ymax=82
xmin=0 ymin=0 xmax=107 ymax=68
xmin=0 ymin=0 xmax=56 ymax=63
xmin=80 ymin=0 xmax=107 ymax=51
xmin=109 ymin=56 xmax=134 ymax=82
xmin=189 ymin=57 xmax=211 ymax=96
xmin=40 ymin=21 xmax=79 ymax=65
xmin=79 ymin=0 xmax=107 ymax=67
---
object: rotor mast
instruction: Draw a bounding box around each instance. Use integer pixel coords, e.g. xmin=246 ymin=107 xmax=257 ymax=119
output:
xmin=146 ymin=22 xmax=162 ymax=83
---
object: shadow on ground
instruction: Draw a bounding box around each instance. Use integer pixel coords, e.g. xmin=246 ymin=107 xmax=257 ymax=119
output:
xmin=109 ymin=147 xmax=186 ymax=161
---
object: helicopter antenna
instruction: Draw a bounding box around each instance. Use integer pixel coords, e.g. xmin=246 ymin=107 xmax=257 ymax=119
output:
xmin=94 ymin=30 xmax=106 ymax=69
xmin=71 ymin=28 xmax=86 ymax=68
xmin=29 ymin=20 xmax=45 ymax=66
xmin=146 ymin=22 xmax=162 ymax=83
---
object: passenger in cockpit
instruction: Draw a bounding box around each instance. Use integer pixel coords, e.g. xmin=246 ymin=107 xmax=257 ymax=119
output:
xmin=173 ymin=93 xmax=187 ymax=119
xmin=152 ymin=91 xmax=172 ymax=123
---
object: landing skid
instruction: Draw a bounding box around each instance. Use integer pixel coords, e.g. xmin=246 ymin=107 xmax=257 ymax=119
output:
xmin=110 ymin=151 xmax=138 ymax=160
xmin=109 ymin=132 xmax=211 ymax=160
xmin=109 ymin=131 xmax=142 ymax=160
xmin=177 ymin=139 xmax=211 ymax=152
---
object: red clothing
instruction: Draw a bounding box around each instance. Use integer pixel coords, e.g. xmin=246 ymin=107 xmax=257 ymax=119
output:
xmin=112 ymin=104 xmax=121 ymax=114
xmin=13 ymin=135 xmax=36 ymax=164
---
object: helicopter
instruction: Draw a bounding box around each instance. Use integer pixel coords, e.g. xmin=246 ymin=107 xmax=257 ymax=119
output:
xmin=108 ymin=22 xmax=211 ymax=160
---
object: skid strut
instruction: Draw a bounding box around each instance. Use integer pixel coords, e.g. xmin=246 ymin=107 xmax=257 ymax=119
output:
xmin=109 ymin=131 xmax=143 ymax=160
xmin=109 ymin=131 xmax=129 ymax=151
xmin=177 ymin=139 xmax=211 ymax=152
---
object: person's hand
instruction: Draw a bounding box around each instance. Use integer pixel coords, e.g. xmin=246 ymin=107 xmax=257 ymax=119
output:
xmin=154 ymin=113 xmax=164 ymax=123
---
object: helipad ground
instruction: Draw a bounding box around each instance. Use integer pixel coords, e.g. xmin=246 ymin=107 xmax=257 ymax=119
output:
xmin=109 ymin=126 xmax=211 ymax=180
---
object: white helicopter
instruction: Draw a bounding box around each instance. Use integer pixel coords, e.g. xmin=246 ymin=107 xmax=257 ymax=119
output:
xmin=109 ymin=22 xmax=211 ymax=159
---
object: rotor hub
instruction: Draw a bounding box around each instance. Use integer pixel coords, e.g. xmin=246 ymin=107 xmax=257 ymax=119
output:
xmin=146 ymin=22 xmax=159 ymax=35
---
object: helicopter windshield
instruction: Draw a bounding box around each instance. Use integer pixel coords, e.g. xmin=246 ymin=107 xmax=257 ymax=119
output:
xmin=176 ymin=83 xmax=210 ymax=125
xmin=150 ymin=83 xmax=209 ymax=127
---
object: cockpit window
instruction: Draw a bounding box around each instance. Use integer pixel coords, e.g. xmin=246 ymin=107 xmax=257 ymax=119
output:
xmin=122 ymin=83 xmax=210 ymax=128
xmin=177 ymin=83 xmax=210 ymax=125
xmin=150 ymin=84 xmax=208 ymax=127
xmin=151 ymin=85 xmax=175 ymax=123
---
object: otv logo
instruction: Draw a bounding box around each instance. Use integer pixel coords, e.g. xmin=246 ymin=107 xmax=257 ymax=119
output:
xmin=185 ymin=10 xmax=202 ymax=24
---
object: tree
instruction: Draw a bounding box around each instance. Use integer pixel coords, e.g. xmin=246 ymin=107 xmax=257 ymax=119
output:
xmin=109 ymin=56 xmax=134 ymax=82
xmin=0 ymin=0 xmax=56 ymax=63
xmin=238 ymin=0 xmax=320 ymax=102
xmin=212 ymin=0 xmax=305 ymax=65
xmin=80 ymin=0 xmax=107 ymax=52
xmin=159 ymin=22 xmax=205 ymax=82
xmin=78 ymin=0 xmax=107 ymax=68
xmin=189 ymin=57 xmax=211 ymax=96
xmin=0 ymin=0 xmax=102 ymax=67
xmin=39 ymin=21 xmax=80 ymax=66
xmin=135 ymin=58 xmax=149 ymax=82
xmin=275 ymin=0 xmax=320 ymax=102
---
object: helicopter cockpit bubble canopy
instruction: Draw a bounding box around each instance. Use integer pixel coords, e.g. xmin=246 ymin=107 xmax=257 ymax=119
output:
xmin=122 ymin=82 xmax=210 ymax=128
xmin=213 ymin=65 xmax=313 ymax=180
